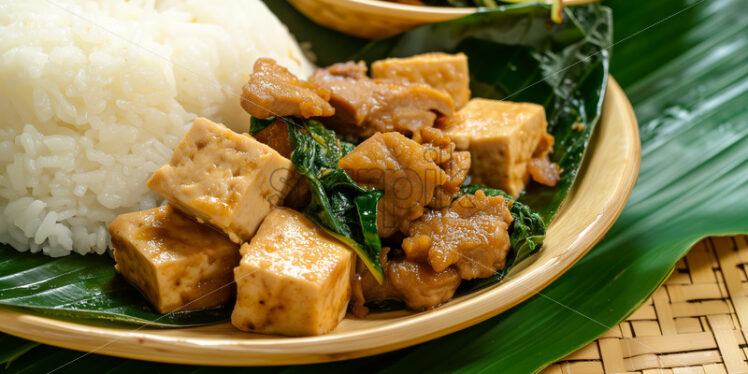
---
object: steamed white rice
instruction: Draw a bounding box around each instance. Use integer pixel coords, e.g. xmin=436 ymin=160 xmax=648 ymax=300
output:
xmin=0 ymin=0 xmax=314 ymax=256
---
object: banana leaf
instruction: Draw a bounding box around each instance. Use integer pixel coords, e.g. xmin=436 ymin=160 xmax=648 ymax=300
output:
xmin=0 ymin=247 xmax=231 ymax=326
xmin=2 ymin=0 xmax=748 ymax=372
xmin=0 ymin=334 xmax=37 ymax=368
xmin=0 ymin=3 xmax=607 ymax=324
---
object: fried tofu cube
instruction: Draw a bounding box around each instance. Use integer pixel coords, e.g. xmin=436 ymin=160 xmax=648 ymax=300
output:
xmin=109 ymin=205 xmax=240 ymax=314
xmin=371 ymin=52 xmax=471 ymax=108
xmin=147 ymin=117 xmax=297 ymax=243
xmin=232 ymin=208 xmax=353 ymax=336
xmin=441 ymin=98 xmax=549 ymax=196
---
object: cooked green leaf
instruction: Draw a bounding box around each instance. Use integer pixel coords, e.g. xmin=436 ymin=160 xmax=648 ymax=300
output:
xmin=285 ymin=119 xmax=385 ymax=282
xmin=355 ymin=191 xmax=385 ymax=257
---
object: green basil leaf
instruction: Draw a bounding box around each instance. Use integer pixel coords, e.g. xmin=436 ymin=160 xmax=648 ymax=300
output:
xmin=286 ymin=119 xmax=385 ymax=282
xmin=355 ymin=190 xmax=385 ymax=259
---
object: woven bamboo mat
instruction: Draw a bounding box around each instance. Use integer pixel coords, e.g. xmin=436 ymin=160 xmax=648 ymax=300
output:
xmin=543 ymin=235 xmax=748 ymax=374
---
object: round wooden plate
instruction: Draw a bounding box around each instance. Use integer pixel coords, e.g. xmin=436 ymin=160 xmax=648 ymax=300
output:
xmin=287 ymin=0 xmax=597 ymax=39
xmin=0 ymin=77 xmax=641 ymax=366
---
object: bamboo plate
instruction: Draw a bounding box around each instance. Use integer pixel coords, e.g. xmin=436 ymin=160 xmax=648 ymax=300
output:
xmin=287 ymin=0 xmax=599 ymax=39
xmin=0 ymin=77 xmax=640 ymax=366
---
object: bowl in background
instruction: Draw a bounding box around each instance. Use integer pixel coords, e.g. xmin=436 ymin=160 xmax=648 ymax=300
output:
xmin=287 ymin=0 xmax=594 ymax=39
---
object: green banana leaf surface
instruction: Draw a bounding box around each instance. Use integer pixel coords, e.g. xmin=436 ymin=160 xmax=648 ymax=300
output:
xmin=0 ymin=335 xmax=36 ymax=369
xmin=1 ymin=0 xmax=747 ymax=372
xmin=0 ymin=247 xmax=231 ymax=326
xmin=0 ymin=3 xmax=608 ymax=325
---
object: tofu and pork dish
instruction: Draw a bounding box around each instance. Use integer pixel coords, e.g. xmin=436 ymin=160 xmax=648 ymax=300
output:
xmin=108 ymin=53 xmax=560 ymax=337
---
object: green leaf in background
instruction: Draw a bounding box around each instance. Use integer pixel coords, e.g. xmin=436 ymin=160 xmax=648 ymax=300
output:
xmin=0 ymin=334 xmax=37 ymax=368
xmin=2 ymin=0 xmax=747 ymax=372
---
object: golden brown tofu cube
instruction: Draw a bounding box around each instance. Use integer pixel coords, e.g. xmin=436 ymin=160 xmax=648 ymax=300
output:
xmin=232 ymin=208 xmax=353 ymax=336
xmin=371 ymin=52 xmax=471 ymax=108
xmin=441 ymin=98 xmax=549 ymax=196
xmin=147 ymin=117 xmax=297 ymax=243
xmin=109 ymin=205 xmax=240 ymax=314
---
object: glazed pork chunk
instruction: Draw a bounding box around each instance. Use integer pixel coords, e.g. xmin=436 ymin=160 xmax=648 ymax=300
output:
xmin=403 ymin=190 xmax=513 ymax=280
xmin=371 ymin=52 xmax=471 ymax=109
xmin=251 ymin=118 xmax=293 ymax=158
xmin=414 ymin=127 xmax=471 ymax=209
xmin=385 ymin=257 xmax=462 ymax=310
xmin=352 ymin=249 xmax=462 ymax=313
xmin=339 ymin=132 xmax=447 ymax=237
xmin=147 ymin=118 xmax=297 ymax=243
xmin=241 ymin=58 xmax=335 ymax=119
xmin=309 ymin=61 xmax=454 ymax=137
xmin=441 ymin=98 xmax=559 ymax=196
xmin=109 ymin=205 xmax=240 ymax=313
xmin=232 ymin=208 xmax=353 ymax=336
xmin=353 ymin=191 xmax=513 ymax=311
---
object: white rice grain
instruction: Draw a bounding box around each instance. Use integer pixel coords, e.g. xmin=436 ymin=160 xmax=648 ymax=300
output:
xmin=0 ymin=0 xmax=314 ymax=256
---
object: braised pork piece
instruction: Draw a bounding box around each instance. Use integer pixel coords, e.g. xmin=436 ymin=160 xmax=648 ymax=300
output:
xmin=251 ymin=119 xmax=293 ymax=158
xmin=403 ymin=190 xmax=513 ymax=280
xmin=415 ymin=127 xmax=471 ymax=209
xmin=386 ymin=257 xmax=462 ymax=310
xmin=309 ymin=61 xmax=455 ymax=137
xmin=111 ymin=53 xmax=557 ymax=336
xmin=241 ymin=58 xmax=334 ymax=119
xmin=350 ymin=247 xmax=462 ymax=313
xmin=339 ymin=131 xmax=447 ymax=237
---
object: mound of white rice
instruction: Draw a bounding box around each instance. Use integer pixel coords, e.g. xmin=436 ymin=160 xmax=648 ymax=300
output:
xmin=0 ymin=0 xmax=314 ymax=257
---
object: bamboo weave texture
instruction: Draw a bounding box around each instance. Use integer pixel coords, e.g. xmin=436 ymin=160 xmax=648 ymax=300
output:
xmin=544 ymin=236 xmax=748 ymax=374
